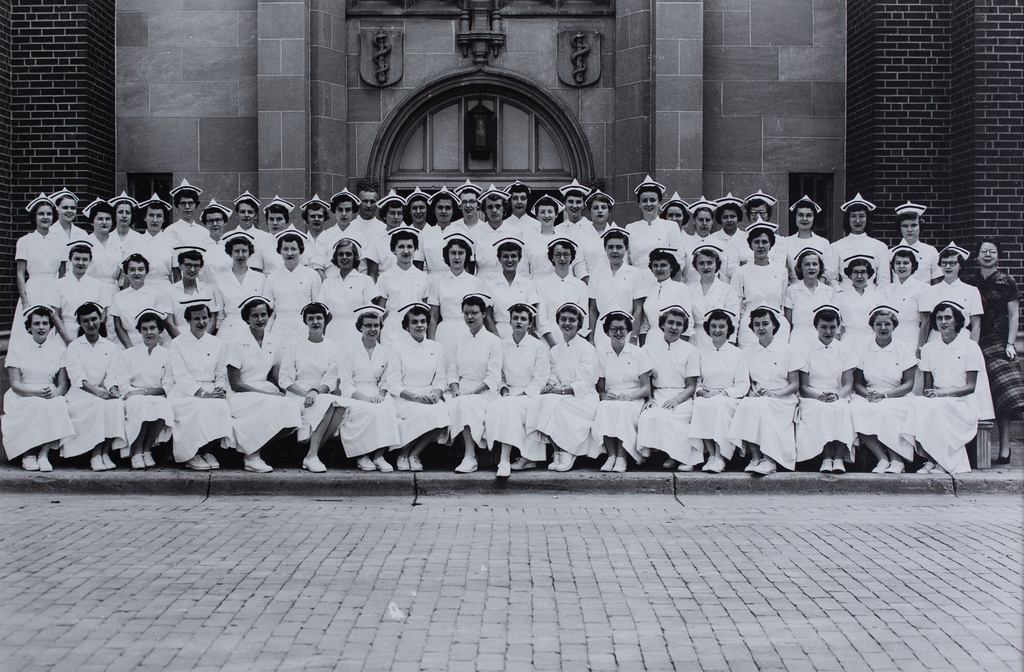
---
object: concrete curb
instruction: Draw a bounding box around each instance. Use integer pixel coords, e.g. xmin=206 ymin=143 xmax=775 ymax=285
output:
xmin=1 ymin=466 xmax=1020 ymax=497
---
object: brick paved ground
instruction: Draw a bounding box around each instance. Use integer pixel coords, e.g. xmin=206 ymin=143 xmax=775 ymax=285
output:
xmin=0 ymin=494 xmax=1021 ymax=672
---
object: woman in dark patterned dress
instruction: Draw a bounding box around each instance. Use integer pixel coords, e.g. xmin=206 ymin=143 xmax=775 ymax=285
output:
xmin=967 ymin=238 xmax=1024 ymax=464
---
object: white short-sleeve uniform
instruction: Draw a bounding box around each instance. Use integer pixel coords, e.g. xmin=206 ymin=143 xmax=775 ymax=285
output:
xmin=926 ymin=279 xmax=984 ymax=340
xmin=1 ymin=337 xmax=75 ymax=459
xmin=445 ymin=328 xmax=503 ymax=445
xmin=781 ymin=233 xmax=838 ymax=285
xmin=849 ymin=338 xmax=917 ymax=459
xmin=523 ymin=230 xmax=587 ymax=281
xmin=625 ymin=218 xmax=686 ymax=271
xmin=900 ymin=333 xmax=984 ymax=474
xmin=429 ymin=270 xmax=488 ymax=353
xmin=377 ymin=265 xmax=430 ymax=347
xmin=832 ymin=234 xmax=892 ymax=290
xmin=642 ymin=279 xmax=694 ymax=342
xmin=592 ymin=342 xmax=652 ymax=461
xmin=163 ymin=220 xmax=210 ymax=250
xmin=885 ymin=277 xmax=931 ymax=348
xmin=132 ymin=233 xmax=177 ymax=293
xmin=197 ymin=240 xmax=235 ymax=284
xmin=472 ymin=222 xmax=521 ymax=283
xmin=535 ymin=272 xmax=589 ymax=339
xmin=167 ymin=331 xmax=236 ymax=462
xmin=214 ymin=269 xmax=266 ymax=342
xmin=278 ymin=338 xmax=345 ymax=442
xmin=167 ymin=280 xmax=222 ymax=329
xmin=687 ymin=343 xmax=748 ymax=460
xmin=728 ymin=337 xmax=804 ymax=469
xmin=637 ymin=337 xmax=701 ymax=464
xmin=589 ymin=264 xmax=648 ymax=348
xmin=894 ymin=239 xmax=941 ymax=284
xmin=223 ymin=330 xmax=301 ymax=454
xmin=62 ymin=336 xmax=127 ymax=458
xmin=337 ymin=342 xmax=402 ymax=456
xmin=526 ymin=335 xmax=600 ymax=457
xmin=490 ymin=273 xmax=540 ymax=340
xmin=111 ymin=343 xmax=175 ymax=453
xmin=420 ymin=223 xmax=469 ymax=276
xmin=264 ymin=265 xmax=322 ymax=341
xmin=56 ymin=273 xmax=115 ymax=340
xmin=10 ymin=230 xmax=65 ymax=356
xmin=785 ymin=281 xmax=838 ymax=351
xmin=795 ymin=338 xmax=858 ymax=462
xmin=85 ymin=233 xmax=124 ymax=287
xmin=110 ymin=286 xmax=173 ymax=347
xmin=485 ymin=334 xmax=551 ymax=461
xmin=384 ymin=335 xmax=450 ymax=446
xmin=731 ymin=262 xmax=790 ymax=348
xmin=689 ymin=279 xmax=741 ymax=350
xmin=837 ymin=285 xmax=886 ymax=351
xmin=319 ymin=271 xmax=380 ymax=348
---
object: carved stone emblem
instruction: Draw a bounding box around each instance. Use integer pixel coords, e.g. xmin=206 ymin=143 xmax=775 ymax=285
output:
xmin=557 ymin=30 xmax=601 ymax=87
xmin=360 ymin=28 xmax=403 ymax=87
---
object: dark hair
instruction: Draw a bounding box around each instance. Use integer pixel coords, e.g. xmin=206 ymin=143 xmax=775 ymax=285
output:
xmin=789 ymin=204 xmax=818 ymax=232
xmin=177 ymin=249 xmax=204 ymax=267
xmin=930 ymin=302 xmax=966 ymax=333
xmin=588 ymin=193 xmax=614 ymax=208
xmin=602 ymin=313 xmax=632 ymax=335
xmin=68 ymin=243 xmax=93 ymax=261
xmin=380 ymin=201 xmax=405 ymax=219
xmin=122 ymin=253 xmax=150 ymax=274
xmin=276 ymin=232 xmax=305 ymax=254
xmin=657 ymin=308 xmax=689 ymax=332
xmin=547 ymin=241 xmax=576 ymax=265
xmin=142 ymin=203 xmax=169 ymax=223
xmin=461 ymin=295 xmax=488 ymax=313
xmin=302 ymin=303 xmax=332 ymax=326
xmin=868 ymin=309 xmax=899 ymax=330
xmin=482 ymin=194 xmax=511 ymax=220
xmin=443 ymin=237 xmax=474 ymax=272
xmin=23 ymin=306 xmax=52 ymax=332
xmin=183 ymin=303 xmax=210 ymax=321
xmin=692 ymin=248 xmax=723 ymax=273
xmin=201 ymin=209 xmax=226 ymax=225
xmin=401 ymin=305 xmax=431 ymax=330
xmin=702 ymin=310 xmax=736 ymax=338
xmin=356 ymin=310 xmax=383 ymax=331
xmin=813 ymin=309 xmax=841 ymax=327
xmin=264 ymin=204 xmax=291 ymax=222
xmin=172 ymin=190 xmax=200 ymax=207
xmin=301 ymin=203 xmax=329 ymax=222
xmin=938 ymin=247 xmax=966 ymax=264
xmin=691 ymin=206 xmax=715 ymax=223
xmin=748 ymin=307 xmax=781 ymax=333
xmin=746 ymin=229 xmax=776 ymax=249
xmin=75 ymin=302 xmax=108 ymax=339
xmin=332 ymin=239 xmax=361 ymax=268
xmin=433 ymin=194 xmax=457 ymax=210
xmin=508 ymin=303 xmax=535 ymax=326
xmin=844 ymin=258 xmax=875 ymax=280
xmin=555 ymin=305 xmax=584 ymax=329
xmin=794 ymin=249 xmax=825 ymax=280
xmin=390 ymin=229 xmax=419 ymax=252
xmin=30 ymin=201 xmax=55 ymax=222
xmin=663 ymin=204 xmax=690 ymax=226
xmin=977 ymin=238 xmax=1001 ymax=257
xmin=357 ymin=178 xmax=379 ymax=194
xmin=841 ymin=205 xmax=872 ymax=235
xmin=896 ymin=211 xmax=922 ymax=228
xmin=648 ymin=249 xmax=681 ymax=277
xmin=496 ymin=241 xmax=523 ymax=259
xmin=715 ymin=203 xmax=744 ymax=225
xmin=241 ymin=299 xmax=273 ymax=322
xmin=890 ymin=249 xmax=919 ymax=275
xmin=744 ymin=199 xmax=774 ymax=222
xmin=87 ymin=202 xmax=115 ymax=222
xmin=225 ymin=237 xmax=255 ymax=257
xmin=635 ymin=186 xmax=662 ymax=202
xmin=135 ymin=313 xmax=166 ymax=334
xmin=602 ymin=229 xmax=629 ymax=248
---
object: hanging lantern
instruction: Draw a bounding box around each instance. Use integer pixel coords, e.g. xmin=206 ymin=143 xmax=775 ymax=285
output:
xmin=465 ymin=98 xmax=495 ymax=160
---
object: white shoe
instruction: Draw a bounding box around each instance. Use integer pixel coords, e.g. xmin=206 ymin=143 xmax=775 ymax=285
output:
xmin=612 ymin=457 xmax=627 ymax=473
xmin=22 ymin=455 xmax=39 ymax=471
xmin=511 ymin=458 xmax=537 ymax=471
xmin=90 ymin=455 xmax=106 ymax=472
xmin=872 ymin=460 xmax=890 ymax=474
xmin=303 ymin=456 xmax=327 ymax=473
xmin=201 ymin=453 xmax=220 ymax=470
xmin=832 ymin=459 xmax=846 ymax=473
xmin=662 ymin=458 xmax=680 ymax=469
xmin=752 ymin=459 xmax=776 ymax=475
xmin=374 ymin=456 xmax=394 ymax=472
xmin=184 ymin=455 xmax=211 ymax=471
xmin=244 ymin=455 xmax=273 ymax=473
xmin=820 ymin=458 xmax=834 ymax=473
xmin=547 ymin=452 xmax=563 ymax=471
xmin=142 ymin=451 xmax=156 ymax=468
xmin=408 ymin=456 xmax=423 ymax=472
xmin=744 ymin=459 xmax=762 ymax=473
xmin=930 ymin=464 xmax=947 ymax=475
xmin=496 ymin=462 xmax=511 ymax=478
xmin=455 ymin=458 xmax=478 ymax=474
xmin=600 ymin=455 xmax=616 ymax=472
xmin=357 ymin=456 xmax=377 ymax=471
xmin=703 ymin=457 xmax=725 ymax=473
xmin=554 ymin=453 xmax=576 ymax=472
xmin=102 ymin=454 xmax=116 ymax=470
xmin=131 ymin=454 xmax=146 ymax=470
xmin=677 ymin=463 xmax=694 ymax=472
xmin=37 ymin=455 xmax=53 ymax=472
xmin=885 ymin=460 xmax=905 ymax=474
xmin=396 ymin=455 xmax=411 ymax=471
xmin=916 ymin=461 xmax=936 ymax=474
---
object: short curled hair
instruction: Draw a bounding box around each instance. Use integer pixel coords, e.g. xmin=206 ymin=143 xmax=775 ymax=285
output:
xmin=662 ymin=204 xmax=690 ymax=227
xmin=744 ymin=199 xmax=774 ymax=222
xmin=702 ymin=309 xmax=736 ymax=338
xmin=602 ymin=229 xmax=630 ymax=249
xmin=547 ymin=241 xmax=576 ymax=265
xmin=122 ymin=253 xmax=150 ymax=274
xmin=183 ymin=303 xmax=210 ymax=321
xmin=68 ymin=243 xmax=93 ymax=261
xmin=602 ymin=313 xmax=633 ymax=335
xmin=87 ymin=202 xmax=115 ymax=223
xmin=177 ymin=249 xmax=204 ymax=268
xmin=812 ymin=308 xmax=841 ymax=327
xmin=844 ymin=258 xmax=875 ymax=280
xmin=890 ymin=248 xmax=919 ymax=275
xmin=264 ymin=204 xmax=291 ymax=223
xmin=443 ymin=237 xmax=474 ymax=271
xmin=390 ymin=230 xmax=419 ymax=252
xmin=746 ymin=228 xmax=776 ymax=249
xmin=135 ymin=313 xmax=166 ymax=334
xmin=461 ymin=295 xmax=488 ymax=314
xmin=938 ymin=247 xmax=967 ymax=265
xmin=657 ymin=308 xmax=689 ymax=333
xmin=555 ymin=305 xmax=585 ymax=330
xmin=794 ymin=249 xmax=825 ymax=280
xmin=23 ymin=306 xmax=52 ymax=333
xmin=332 ymin=239 xmax=362 ymax=268
xmin=355 ymin=309 xmax=383 ymax=332
xmin=302 ymin=303 xmax=332 ymax=326
xmin=240 ymin=299 xmax=273 ymax=322
xmin=496 ymin=241 xmax=523 ymax=260
xmin=401 ymin=304 xmax=431 ymax=330
xmin=30 ymin=201 xmax=55 ymax=222
xmin=930 ymin=302 xmax=966 ymax=333
xmin=868 ymin=309 xmax=899 ymax=330
xmin=714 ymin=203 xmax=744 ymax=226
xmin=635 ymin=186 xmax=662 ymax=202
xmin=841 ymin=205 xmax=872 ymax=235
xmin=748 ymin=307 xmax=781 ymax=334
xmin=276 ymin=232 xmax=305 ymax=254
xmin=225 ymin=237 xmax=255 ymax=257
xmin=648 ymin=249 xmax=681 ymax=277
xmin=692 ymin=248 xmax=722 ymax=273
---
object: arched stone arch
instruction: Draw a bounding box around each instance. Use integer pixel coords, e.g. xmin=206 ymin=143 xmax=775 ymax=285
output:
xmin=367 ymin=69 xmax=595 ymax=191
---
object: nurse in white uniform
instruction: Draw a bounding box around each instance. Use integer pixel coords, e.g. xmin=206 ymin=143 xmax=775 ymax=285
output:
xmin=318 ymin=238 xmax=380 ymax=348
xmin=110 ymin=253 xmax=176 ymax=348
xmin=10 ymin=195 xmax=64 ymax=357
xmin=593 ymin=312 xmax=653 ymax=472
xmin=885 ymin=245 xmax=931 ymax=350
xmin=642 ymin=248 xmax=693 ymax=345
xmin=376 ymin=228 xmax=431 ymax=347
xmin=214 ymin=231 xmax=266 ymax=343
xmin=731 ymin=220 xmax=789 ymax=348
xmin=264 ymin=229 xmax=322 ymax=342
xmin=785 ymin=248 xmax=838 ymax=351
xmin=427 ymin=233 xmax=489 ymax=353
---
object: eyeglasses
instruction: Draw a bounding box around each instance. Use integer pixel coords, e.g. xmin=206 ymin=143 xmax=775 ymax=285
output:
xmin=939 ymin=260 xmax=960 ymax=267
xmin=608 ymin=326 xmax=629 ymax=334
xmin=181 ymin=262 xmax=202 ymax=269
xmin=552 ymin=252 xmax=572 ymax=259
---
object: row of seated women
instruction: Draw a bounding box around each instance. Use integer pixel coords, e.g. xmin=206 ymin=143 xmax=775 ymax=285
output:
xmin=2 ymin=289 xmax=984 ymax=478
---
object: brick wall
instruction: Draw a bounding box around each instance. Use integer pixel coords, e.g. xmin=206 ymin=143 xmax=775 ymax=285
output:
xmin=0 ymin=2 xmax=13 ymax=329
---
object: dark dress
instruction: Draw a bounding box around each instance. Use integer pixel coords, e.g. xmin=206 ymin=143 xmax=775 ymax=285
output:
xmin=966 ymin=269 xmax=1024 ymax=416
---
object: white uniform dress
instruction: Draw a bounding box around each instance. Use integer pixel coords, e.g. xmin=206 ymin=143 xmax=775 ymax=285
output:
xmin=900 ymin=332 xmax=984 ymax=473
xmin=384 ymin=335 xmax=450 ymax=446
xmin=377 ymin=265 xmax=430 ymax=347
xmin=885 ymin=277 xmax=931 ymax=348
xmin=781 ymin=233 xmax=838 ymax=285
xmin=264 ymin=265 xmax=322 ymax=342
xmin=831 ymin=233 xmax=891 ymax=290
xmin=132 ymin=232 xmax=177 ymax=294
xmin=785 ymin=281 xmax=838 ymax=351
xmin=85 ymin=233 xmax=124 ymax=287
xmin=795 ymin=338 xmax=858 ymax=463
xmin=197 ymin=239 xmax=234 ymax=284
xmin=689 ymin=279 xmax=741 ymax=350
xmin=731 ymin=262 xmax=789 ymax=348
xmin=837 ymin=285 xmax=886 ymax=351
xmin=484 ymin=334 xmax=551 ymax=461
xmin=926 ymin=279 xmax=984 ymax=339
xmin=535 ymin=272 xmax=589 ymax=339
xmin=110 ymin=286 xmax=173 ymax=347
xmin=526 ymin=335 xmax=600 ymax=457
xmin=429 ymin=270 xmax=488 ymax=353
xmin=214 ymin=268 xmax=266 ymax=343
xmin=893 ymin=238 xmax=941 ymax=284
xmin=592 ymin=342 xmax=652 ymax=461
xmin=10 ymin=230 xmax=65 ymax=356
xmin=637 ymin=336 xmax=701 ymax=464
xmin=588 ymin=264 xmax=648 ymax=347
xmin=728 ymin=337 xmax=804 ymax=469
xmin=167 ymin=331 xmax=236 ymax=462
xmin=337 ymin=341 xmax=402 ymax=456
xmin=489 ymin=272 xmax=540 ymax=340
xmin=63 ymin=336 xmax=127 ymax=458
xmin=319 ymin=271 xmax=380 ymax=348
xmin=56 ymin=273 xmax=114 ymax=340
xmin=111 ymin=343 xmax=175 ymax=454
xmin=167 ymin=280 xmax=222 ymax=331
xmin=277 ymin=338 xmax=345 ymax=443
xmin=223 ymin=330 xmax=301 ymax=454
xmin=445 ymin=328 xmax=503 ymax=445
xmin=849 ymin=338 xmax=918 ymax=459
xmin=642 ymin=279 xmax=694 ymax=342
xmin=1 ymin=337 xmax=75 ymax=459
xmin=687 ymin=343 xmax=748 ymax=460
xmin=624 ymin=218 xmax=686 ymax=270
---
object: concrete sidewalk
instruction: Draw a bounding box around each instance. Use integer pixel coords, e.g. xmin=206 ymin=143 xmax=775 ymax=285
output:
xmin=1 ymin=465 xmax=1020 ymax=497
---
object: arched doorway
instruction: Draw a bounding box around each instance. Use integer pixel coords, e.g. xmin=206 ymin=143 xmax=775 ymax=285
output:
xmin=368 ymin=71 xmax=595 ymax=191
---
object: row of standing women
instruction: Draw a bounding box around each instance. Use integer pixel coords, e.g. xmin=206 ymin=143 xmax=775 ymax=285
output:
xmin=4 ymin=178 xmax=1020 ymax=474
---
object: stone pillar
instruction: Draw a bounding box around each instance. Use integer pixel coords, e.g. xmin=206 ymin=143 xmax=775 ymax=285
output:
xmin=612 ymin=0 xmax=653 ymax=199
xmin=653 ymin=0 xmax=703 ymax=200
xmin=309 ymin=0 xmax=348 ymax=197
xmin=258 ymin=0 xmax=311 ymax=203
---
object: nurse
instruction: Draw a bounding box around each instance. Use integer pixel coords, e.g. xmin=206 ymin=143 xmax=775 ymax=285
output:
xmin=731 ymin=220 xmax=789 ymax=348
xmin=926 ymin=242 xmax=983 ymax=341
xmin=885 ymin=245 xmax=931 ymax=350
xmin=385 ymin=302 xmax=450 ymax=472
xmin=111 ymin=309 xmax=175 ymax=470
xmin=264 ymin=229 xmax=322 ymax=341
xmin=637 ymin=305 xmax=701 ymax=470
xmin=624 ymin=175 xmax=684 ymax=270
xmin=197 ymin=200 xmax=234 ymax=282
xmin=836 ymin=255 xmax=886 ymax=350
xmin=781 ymin=195 xmax=837 ymax=285
xmin=485 ymin=303 xmax=552 ymax=476
xmin=534 ymin=237 xmax=588 ymax=347
xmin=132 ymin=194 xmax=177 ymax=295
xmin=642 ymin=248 xmax=693 ymax=346
xmin=489 ymin=237 xmax=540 ymax=340
xmin=588 ymin=229 xmax=646 ymax=347
xmin=445 ymin=294 xmax=503 ymax=474
xmin=81 ymin=198 xmax=122 ymax=288
xmin=318 ymin=238 xmax=380 ymax=348
xmin=427 ymin=233 xmax=489 ymax=352
xmin=593 ymin=312 xmax=653 ymax=472
xmin=893 ymin=201 xmax=941 ymax=284
xmin=784 ymin=248 xmax=838 ymax=351
xmin=278 ymin=302 xmax=347 ymax=473
xmin=688 ymin=243 xmax=740 ymax=350
xmin=832 ymin=194 xmax=889 ymax=289
xmin=10 ymin=194 xmax=64 ymax=357
xmin=110 ymin=253 xmax=176 ymax=347
xmin=168 ymin=246 xmax=221 ymax=333
xmin=63 ymin=301 xmax=127 ymax=471
xmin=337 ymin=305 xmax=402 ymax=472
xmin=376 ymin=227 xmax=430 ymax=347
xmin=215 ymin=231 xmax=266 ymax=342
xmin=54 ymin=241 xmax=113 ymax=345
xmin=526 ymin=302 xmax=599 ymax=472
xmin=1 ymin=305 xmax=75 ymax=472
xmin=728 ymin=306 xmax=803 ymax=475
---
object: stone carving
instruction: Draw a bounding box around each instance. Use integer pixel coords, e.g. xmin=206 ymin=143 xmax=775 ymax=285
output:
xmin=557 ymin=30 xmax=601 ymax=87
xmin=360 ymin=28 xmax=404 ymax=87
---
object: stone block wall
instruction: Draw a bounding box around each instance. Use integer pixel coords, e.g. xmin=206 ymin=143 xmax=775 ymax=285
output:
xmin=702 ymin=0 xmax=846 ymax=236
